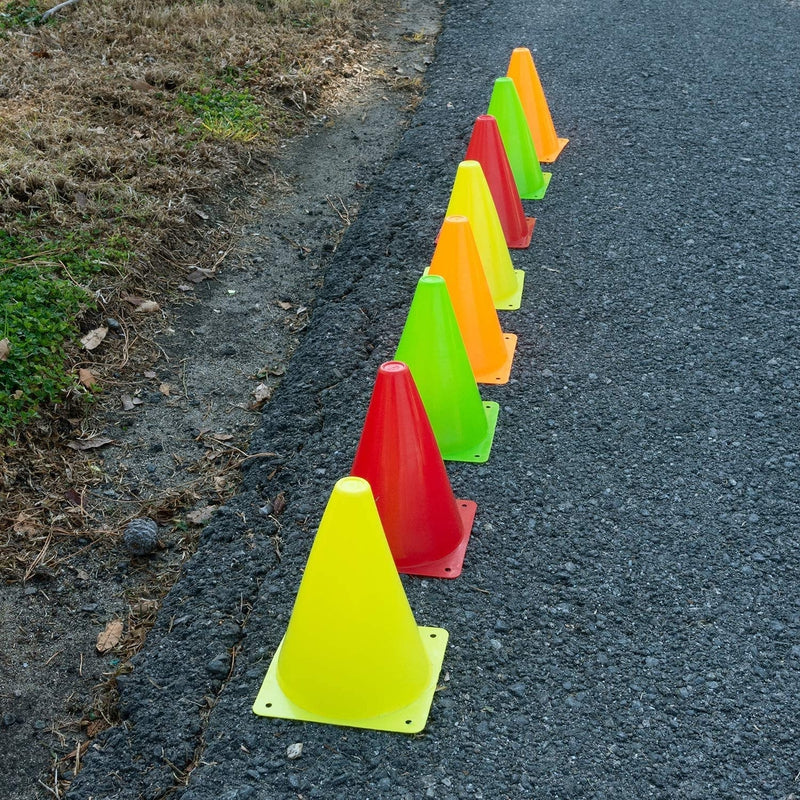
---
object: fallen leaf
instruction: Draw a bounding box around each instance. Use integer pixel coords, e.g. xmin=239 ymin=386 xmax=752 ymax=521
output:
xmin=249 ymin=383 xmax=272 ymax=410
xmin=123 ymin=294 xmax=146 ymax=307
xmin=210 ymin=432 xmax=234 ymax=442
xmin=133 ymin=300 xmax=161 ymax=313
xmin=186 ymin=268 xmax=215 ymax=283
xmin=158 ymin=383 xmax=171 ymax=396
xmin=143 ymin=370 xmax=157 ymax=379
xmin=120 ymin=394 xmax=144 ymax=411
xmin=273 ymin=491 xmax=287 ymax=515
xmin=78 ymin=368 xmax=97 ymax=389
xmin=0 ymin=338 xmax=9 ymax=361
xmin=64 ymin=488 xmax=83 ymax=507
xmin=80 ymin=326 xmax=108 ymax=351
xmin=130 ymin=79 xmax=156 ymax=92
xmin=96 ymin=620 xmax=123 ymax=653
xmin=13 ymin=512 xmax=37 ymax=536
xmin=186 ymin=506 xmax=217 ymax=525
xmin=66 ymin=435 xmax=114 ymax=451
xmin=277 ymin=300 xmax=293 ymax=310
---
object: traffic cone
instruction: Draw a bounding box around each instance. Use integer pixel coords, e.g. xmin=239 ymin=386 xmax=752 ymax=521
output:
xmin=252 ymin=476 xmax=448 ymax=733
xmin=465 ymin=114 xmax=535 ymax=249
xmin=394 ymin=275 xmax=499 ymax=463
xmin=445 ymin=160 xmax=524 ymax=310
xmin=507 ymin=47 xmax=568 ymax=163
xmin=487 ymin=77 xmax=551 ymax=200
xmin=429 ymin=216 xmax=517 ymax=384
xmin=351 ymin=361 xmax=477 ymax=578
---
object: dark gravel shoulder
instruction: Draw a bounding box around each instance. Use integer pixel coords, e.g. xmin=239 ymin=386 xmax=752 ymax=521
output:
xmin=67 ymin=0 xmax=800 ymax=798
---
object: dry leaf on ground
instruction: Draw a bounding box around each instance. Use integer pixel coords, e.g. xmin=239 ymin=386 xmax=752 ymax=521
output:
xmin=250 ymin=383 xmax=272 ymax=410
xmin=121 ymin=394 xmax=143 ymax=410
xmin=0 ymin=338 xmax=10 ymax=361
xmin=96 ymin=620 xmax=124 ymax=653
xmin=186 ymin=506 xmax=217 ymax=525
xmin=78 ymin=368 xmax=97 ymax=388
xmin=158 ymin=383 xmax=171 ymax=396
xmin=66 ymin=435 xmax=114 ymax=451
xmin=133 ymin=300 xmax=161 ymax=313
xmin=277 ymin=300 xmax=293 ymax=310
xmin=80 ymin=327 xmax=108 ymax=351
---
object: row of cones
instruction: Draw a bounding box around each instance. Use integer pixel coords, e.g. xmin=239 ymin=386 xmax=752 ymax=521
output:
xmin=252 ymin=47 xmax=568 ymax=733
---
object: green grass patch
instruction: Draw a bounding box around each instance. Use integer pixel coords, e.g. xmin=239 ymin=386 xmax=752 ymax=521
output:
xmin=177 ymin=87 xmax=268 ymax=142
xmin=0 ymin=232 xmax=130 ymax=434
xmin=0 ymin=1 xmax=43 ymax=30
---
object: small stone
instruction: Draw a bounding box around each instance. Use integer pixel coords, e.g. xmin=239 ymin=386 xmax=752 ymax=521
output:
xmin=286 ymin=742 xmax=303 ymax=760
xmin=207 ymin=655 xmax=229 ymax=676
xmin=2 ymin=713 xmax=15 ymax=726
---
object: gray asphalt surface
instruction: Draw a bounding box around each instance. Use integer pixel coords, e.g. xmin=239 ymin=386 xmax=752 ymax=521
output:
xmin=67 ymin=0 xmax=800 ymax=798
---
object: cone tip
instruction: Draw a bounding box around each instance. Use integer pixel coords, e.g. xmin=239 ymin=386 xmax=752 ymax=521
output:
xmin=379 ymin=360 xmax=408 ymax=375
xmin=334 ymin=475 xmax=371 ymax=495
xmin=458 ymin=159 xmax=481 ymax=172
xmin=443 ymin=214 xmax=469 ymax=226
xmin=511 ymin=46 xmax=531 ymax=56
xmin=494 ymin=76 xmax=514 ymax=86
xmin=419 ymin=273 xmax=446 ymax=287
xmin=475 ymin=113 xmax=496 ymax=124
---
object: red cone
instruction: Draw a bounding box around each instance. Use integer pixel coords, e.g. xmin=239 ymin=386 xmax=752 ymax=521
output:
xmin=465 ymin=114 xmax=535 ymax=249
xmin=351 ymin=361 xmax=476 ymax=579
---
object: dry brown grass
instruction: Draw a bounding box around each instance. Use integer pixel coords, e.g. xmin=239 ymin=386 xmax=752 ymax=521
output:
xmin=0 ymin=0 xmax=376 ymax=252
xmin=0 ymin=0 xmax=386 ymax=582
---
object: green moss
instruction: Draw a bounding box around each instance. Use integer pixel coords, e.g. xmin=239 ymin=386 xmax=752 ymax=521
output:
xmin=0 ymin=232 xmax=130 ymax=433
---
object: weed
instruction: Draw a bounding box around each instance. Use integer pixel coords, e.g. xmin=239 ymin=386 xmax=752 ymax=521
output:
xmin=0 ymin=233 xmax=130 ymax=433
xmin=0 ymin=1 xmax=42 ymax=30
xmin=177 ymin=88 xmax=267 ymax=142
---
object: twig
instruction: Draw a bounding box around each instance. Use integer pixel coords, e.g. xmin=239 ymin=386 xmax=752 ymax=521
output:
xmin=40 ymin=0 xmax=83 ymax=21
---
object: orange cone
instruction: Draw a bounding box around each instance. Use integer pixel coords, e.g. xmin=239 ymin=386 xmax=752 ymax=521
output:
xmin=429 ymin=216 xmax=517 ymax=385
xmin=507 ymin=47 xmax=568 ymax=163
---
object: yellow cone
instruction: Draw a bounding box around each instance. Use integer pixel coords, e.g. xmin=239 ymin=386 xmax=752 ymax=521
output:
xmin=252 ymin=476 xmax=448 ymax=733
xmin=445 ymin=160 xmax=525 ymax=310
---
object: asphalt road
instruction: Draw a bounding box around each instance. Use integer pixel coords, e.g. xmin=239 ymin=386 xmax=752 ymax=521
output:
xmin=68 ymin=0 xmax=800 ymax=798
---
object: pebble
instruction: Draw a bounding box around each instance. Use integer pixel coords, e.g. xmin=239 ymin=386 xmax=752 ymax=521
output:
xmin=207 ymin=655 xmax=230 ymax=676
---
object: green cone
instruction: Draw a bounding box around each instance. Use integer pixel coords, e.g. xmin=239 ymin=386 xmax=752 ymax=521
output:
xmin=395 ymin=275 xmax=499 ymax=463
xmin=487 ymin=77 xmax=552 ymax=200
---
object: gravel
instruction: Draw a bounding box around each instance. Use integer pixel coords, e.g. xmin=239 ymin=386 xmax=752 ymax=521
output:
xmin=66 ymin=0 xmax=800 ymax=798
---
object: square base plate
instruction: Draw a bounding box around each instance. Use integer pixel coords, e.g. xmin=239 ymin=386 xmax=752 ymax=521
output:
xmin=539 ymin=136 xmax=569 ymax=164
xmin=442 ymin=400 xmax=499 ymax=464
xmin=398 ymin=498 xmax=477 ymax=579
xmin=494 ymin=269 xmax=525 ymax=311
xmin=476 ymin=333 xmax=517 ymax=386
xmin=507 ymin=216 xmax=536 ymax=249
xmin=252 ymin=627 xmax=448 ymax=734
xmin=520 ymin=170 xmax=552 ymax=201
